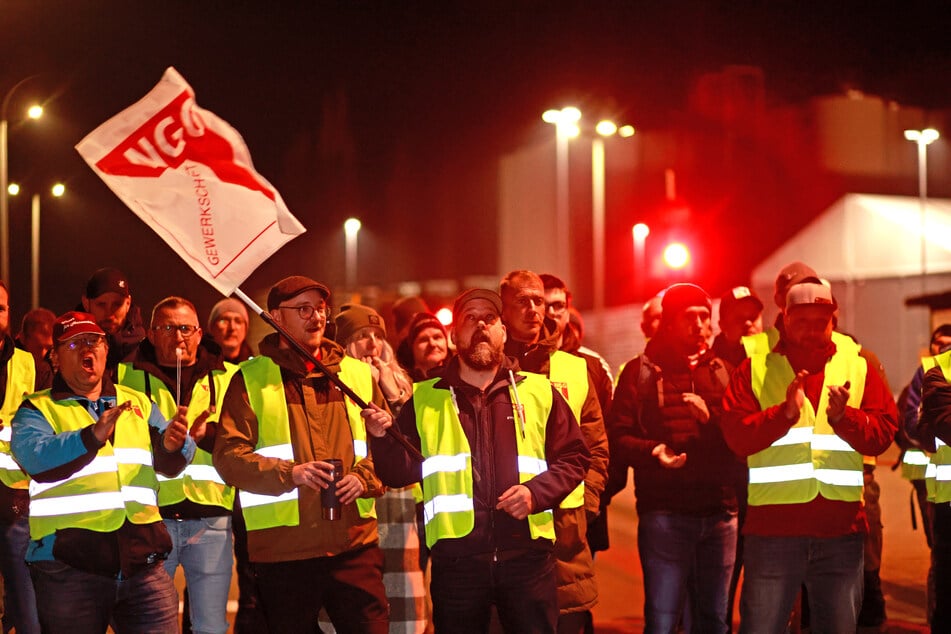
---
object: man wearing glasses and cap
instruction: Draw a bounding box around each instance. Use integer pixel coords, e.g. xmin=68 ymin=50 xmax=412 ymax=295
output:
xmin=214 ymin=276 xmax=391 ymax=634
xmin=11 ymin=311 xmax=194 ymax=633
xmin=117 ymin=297 xmax=239 ymax=634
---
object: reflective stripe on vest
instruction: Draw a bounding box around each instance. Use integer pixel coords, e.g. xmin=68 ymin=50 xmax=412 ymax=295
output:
xmin=748 ymin=348 xmax=867 ymax=506
xmin=549 ymin=350 xmax=587 ymax=509
xmin=25 ymin=386 xmax=161 ymax=539
xmin=0 ymin=349 xmax=34 ymax=489
xmin=238 ymin=356 xmax=376 ymax=531
xmin=902 ymin=449 xmax=930 ymax=481
xmin=924 ymin=353 xmax=951 ymax=502
xmin=413 ymin=373 xmax=555 ymax=548
xmin=118 ymin=361 xmax=239 ymax=509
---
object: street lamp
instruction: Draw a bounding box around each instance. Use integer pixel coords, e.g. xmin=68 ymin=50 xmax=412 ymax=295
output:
xmin=9 ymin=181 xmax=64 ymax=308
xmin=1 ymin=75 xmax=43 ymax=285
xmin=632 ymin=223 xmax=650 ymax=299
xmin=542 ymin=106 xmax=580 ymax=289
xmin=904 ymin=128 xmax=939 ymax=286
xmin=592 ymin=120 xmax=635 ymax=311
xmin=344 ymin=217 xmax=361 ymax=290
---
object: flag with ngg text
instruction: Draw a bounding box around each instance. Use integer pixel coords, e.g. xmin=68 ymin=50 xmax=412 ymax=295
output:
xmin=75 ymin=66 xmax=306 ymax=296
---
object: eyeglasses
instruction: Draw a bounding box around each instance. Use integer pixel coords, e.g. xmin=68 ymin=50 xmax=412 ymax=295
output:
xmin=62 ymin=335 xmax=106 ymax=351
xmin=153 ymin=324 xmax=200 ymax=338
xmin=277 ymin=304 xmax=326 ymax=321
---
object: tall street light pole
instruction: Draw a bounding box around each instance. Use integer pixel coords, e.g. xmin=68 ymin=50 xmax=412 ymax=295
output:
xmin=1 ymin=76 xmax=43 ymax=284
xmin=542 ymin=107 xmax=580 ymax=289
xmin=344 ymin=217 xmax=361 ymax=291
xmin=904 ymin=128 xmax=939 ymax=290
xmin=10 ymin=181 xmax=64 ymax=308
xmin=632 ymin=222 xmax=650 ymax=300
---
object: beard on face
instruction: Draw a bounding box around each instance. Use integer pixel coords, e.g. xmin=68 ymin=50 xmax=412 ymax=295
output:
xmin=459 ymin=331 xmax=503 ymax=370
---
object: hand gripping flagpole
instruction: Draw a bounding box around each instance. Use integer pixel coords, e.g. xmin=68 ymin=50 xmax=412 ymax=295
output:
xmin=233 ymin=289 xmax=424 ymax=462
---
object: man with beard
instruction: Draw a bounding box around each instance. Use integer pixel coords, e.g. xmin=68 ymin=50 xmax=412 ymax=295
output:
xmin=499 ymin=270 xmax=609 ymax=634
xmin=721 ymin=279 xmax=896 ymax=633
xmin=11 ymin=311 xmax=192 ymax=633
xmin=367 ymin=288 xmax=590 ymax=634
xmin=608 ymin=283 xmax=739 ymax=633
xmin=80 ymin=268 xmax=146 ymax=371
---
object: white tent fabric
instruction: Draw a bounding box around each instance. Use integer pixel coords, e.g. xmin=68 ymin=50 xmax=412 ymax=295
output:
xmin=752 ymin=193 xmax=951 ymax=287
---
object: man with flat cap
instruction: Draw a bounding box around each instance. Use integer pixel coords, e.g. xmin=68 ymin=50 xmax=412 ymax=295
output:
xmin=721 ymin=280 xmax=896 ymax=633
xmin=214 ymin=275 xmax=391 ymax=634
xmin=367 ymin=288 xmax=590 ymax=634
xmin=11 ymin=311 xmax=193 ymax=633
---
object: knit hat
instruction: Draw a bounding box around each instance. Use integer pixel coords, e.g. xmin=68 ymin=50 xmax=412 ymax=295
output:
xmin=660 ymin=283 xmax=711 ymax=320
xmin=392 ymin=296 xmax=430 ymax=335
xmin=719 ymin=286 xmax=764 ymax=319
xmin=208 ymin=298 xmax=249 ymax=329
xmin=407 ymin=312 xmax=446 ymax=345
xmin=53 ymin=311 xmax=105 ymax=344
xmin=452 ymin=288 xmax=502 ymax=323
xmin=334 ymin=304 xmax=386 ymax=345
xmin=84 ymin=267 xmax=131 ymax=299
xmin=267 ymin=276 xmax=330 ymax=310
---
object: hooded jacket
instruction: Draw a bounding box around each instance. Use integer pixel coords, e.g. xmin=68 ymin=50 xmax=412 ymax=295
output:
xmin=213 ymin=333 xmax=386 ymax=563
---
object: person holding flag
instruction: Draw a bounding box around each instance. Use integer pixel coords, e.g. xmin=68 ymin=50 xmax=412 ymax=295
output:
xmin=116 ymin=296 xmax=239 ymax=634
xmin=11 ymin=311 xmax=194 ymax=634
xmin=213 ymin=276 xmax=391 ymax=634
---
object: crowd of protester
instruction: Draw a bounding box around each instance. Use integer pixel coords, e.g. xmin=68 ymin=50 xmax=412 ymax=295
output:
xmin=0 ymin=256 xmax=945 ymax=633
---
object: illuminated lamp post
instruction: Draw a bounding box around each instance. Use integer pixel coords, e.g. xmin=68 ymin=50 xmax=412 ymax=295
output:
xmin=632 ymin=222 xmax=650 ymax=299
xmin=344 ymin=217 xmax=362 ymax=291
xmin=1 ymin=76 xmax=44 ymax=284
xmin=904 ymin=128 xmax=939 ymax=287
xmin=9 ymin=181 xmax=64 ymax=308
xmin=663 ymin=241 xmax=691 ymax=272
xmin=542 ymin=106 xmax=581 ymax=288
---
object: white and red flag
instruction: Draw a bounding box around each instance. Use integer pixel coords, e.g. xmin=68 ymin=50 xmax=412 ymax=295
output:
xmin=75 ymin=67 xmax=305 ymax=295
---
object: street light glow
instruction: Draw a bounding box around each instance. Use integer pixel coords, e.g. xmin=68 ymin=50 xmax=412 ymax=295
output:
xmin=596 ymin=120 xmax=618 ymax=137
xmin=7 ymin=183 xmax=19 ymax=196
xmin=343 ymin=217 xmax=361 ymax=237
xmin=904 ymin=128 xmax=940 ymax=144
xmin=27 ymin=104 xmax=43 ymax=120
xmin=435 ymin=307 xmax=453 ymax=326
xmin=618 ymin=125 xmax=636 ymax=137
xmin=632 ymin=223 xmax=650 ymax=241
xmin=51 ymin=183 xmax=65 ymax=197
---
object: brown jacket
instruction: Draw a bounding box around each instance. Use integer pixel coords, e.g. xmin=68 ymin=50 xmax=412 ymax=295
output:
xmin=214 ymin=334 xmax=386 ymax=562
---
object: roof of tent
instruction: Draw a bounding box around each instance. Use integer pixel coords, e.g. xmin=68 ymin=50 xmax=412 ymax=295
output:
xmin=751 ymin=193 xmax=951 ymax=287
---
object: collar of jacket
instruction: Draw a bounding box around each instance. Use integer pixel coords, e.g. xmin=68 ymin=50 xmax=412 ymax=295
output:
xmin=257 ymin=332 xmax=344 ymax=378
xmin=125 ymin=335 xmax=227 ymax=389
xmin=432 ymin=354 xmax=525 ymax=395
xmin=50 ymin=370 xmax=119 ymax=401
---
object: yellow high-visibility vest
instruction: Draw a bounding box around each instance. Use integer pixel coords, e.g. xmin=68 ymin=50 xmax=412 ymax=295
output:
xmin=237 ymin=355 xmax=376 ymax=531
xmin=549 ymin=350 xmax=588 ymax=509
xmin=413 ymin=372 xmax=556 ymax=548
xmin=748 ymin=348 xmax=867 ymax=506
xmin=925 ymin=351 xmax=951 ymax=503
xmin=117 ymin=361 xmax=238 ymax=509
xmin=0 ymin=349 xmax=35 ymax=489
xmin=25 ymin=386 xmax=161 ymax=540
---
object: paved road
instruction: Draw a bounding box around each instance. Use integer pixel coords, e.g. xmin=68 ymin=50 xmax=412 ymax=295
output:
xmin=591 ymin=444 xmax=931 ymax=633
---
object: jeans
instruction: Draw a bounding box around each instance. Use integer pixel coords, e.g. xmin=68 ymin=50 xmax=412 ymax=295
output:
xmin=0 ymin=516 xmax=40 ymax=634
xmin=431 ymin=549 xmax=557 ymax=634
xmin=637 ymin=510 xmax=737 ymax=634
xmin=29 ymin=559 xmax=179 ymax=633
xmin=163 ymin=516 xmax=234 ymax=634
xmin=253 ymin=544 xmax=389 ymax=634
xmin=739 ymin=533 xmax=864 ymax=634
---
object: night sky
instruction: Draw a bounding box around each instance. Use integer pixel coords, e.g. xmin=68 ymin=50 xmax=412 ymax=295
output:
xmin=3 ymin=1 xmax=951 ymax=321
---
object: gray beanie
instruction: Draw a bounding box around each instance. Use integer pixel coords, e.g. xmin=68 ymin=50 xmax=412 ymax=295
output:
xmin=208 ymin=298 xmax=249 ymax=329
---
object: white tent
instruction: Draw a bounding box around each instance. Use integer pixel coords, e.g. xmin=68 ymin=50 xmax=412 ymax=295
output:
xmin=751 ymin=193 xmax=951 ymax=391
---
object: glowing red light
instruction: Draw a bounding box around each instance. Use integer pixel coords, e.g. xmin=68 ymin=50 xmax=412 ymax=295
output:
xmin=663 ymin=242 xmax=690 ymax=269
